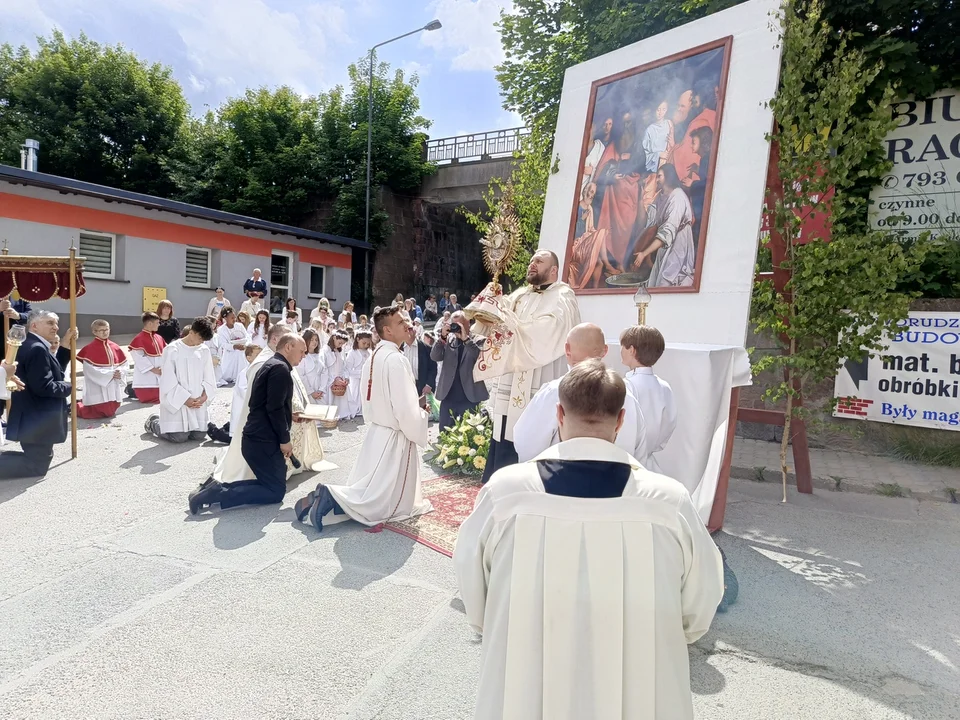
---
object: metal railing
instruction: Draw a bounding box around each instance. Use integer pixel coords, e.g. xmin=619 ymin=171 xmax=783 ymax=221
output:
xmin=425 ymin=127 xmax=530 ymax=165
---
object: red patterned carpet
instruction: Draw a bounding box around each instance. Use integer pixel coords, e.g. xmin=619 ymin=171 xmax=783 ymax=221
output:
xmin=384 ymin=474 xmax=482 ymax=557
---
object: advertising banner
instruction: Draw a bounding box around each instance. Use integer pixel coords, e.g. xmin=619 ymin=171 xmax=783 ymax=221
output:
xmin=870 ymin=90 xmax=960 ymax=239
xmin=834 ymin=312 xmax=960 ymax=431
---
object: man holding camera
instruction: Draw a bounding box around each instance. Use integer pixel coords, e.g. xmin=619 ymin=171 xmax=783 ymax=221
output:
xmin=431 ymin=311 xmax=488 ymax=431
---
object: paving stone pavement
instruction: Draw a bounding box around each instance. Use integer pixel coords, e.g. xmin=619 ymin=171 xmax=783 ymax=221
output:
xmin=2 ymin=387 xmax=959 ymax=718
xmin=732 ymin=438 xmax=959 ymax=502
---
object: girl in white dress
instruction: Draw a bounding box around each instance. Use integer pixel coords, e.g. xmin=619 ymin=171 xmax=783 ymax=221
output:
xmin=343 ymin=330 xmax=372 ymax=420
xmin=248 ymin=310 xmax=270 ymax=348
xmin=216 ymin=308 xmax=249 ymax=386
xmin=299 ymin=328 xmax=325 ymax=404
xmin=319 ymin=331 xmax=350 ymax=419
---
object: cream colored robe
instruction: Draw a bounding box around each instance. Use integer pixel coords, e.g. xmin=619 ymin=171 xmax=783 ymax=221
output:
xmin=473 ymin=282 xmax=580 ymax=442
xmin=454 ymin=438 xmax=724 ymax=720
xmin=158 ymin=341 xmax=218 ymax=434
xmin=212 ymin=348 xmax=274 ymax=482
xmin=320 ymin=340 xmax=432 ymax=526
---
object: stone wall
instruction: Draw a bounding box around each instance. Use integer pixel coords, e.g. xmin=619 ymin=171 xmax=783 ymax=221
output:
xmin=371 ymin=188 xmax=487 ymax=308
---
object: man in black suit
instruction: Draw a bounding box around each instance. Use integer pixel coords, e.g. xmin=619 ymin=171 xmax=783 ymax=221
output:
xmin=430 ymin=311 xmax=489 ymax=431
xmin=188 ymin=334 xmax=306 ymax=514
xmin=0 ymin=309 xmax=75 ymax=479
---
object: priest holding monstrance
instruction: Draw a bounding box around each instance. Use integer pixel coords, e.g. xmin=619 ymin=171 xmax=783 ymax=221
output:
xmin=466 ymin=191 xmax=581 ymax=482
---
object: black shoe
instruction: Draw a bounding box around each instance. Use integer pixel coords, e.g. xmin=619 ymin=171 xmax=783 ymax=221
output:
xmin=716 ymin=545 xmax=738 ymax=612
xmin=189 ymin=480 xmax=222 ymax=515
xmin=294 ymin=491 xmax=317 ymax=523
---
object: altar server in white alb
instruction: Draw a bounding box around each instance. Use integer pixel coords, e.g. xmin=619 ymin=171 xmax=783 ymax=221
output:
xmin=454 ymin=360 xmax=723 ymax=720
xmin=620 ymin=324 xmax=676 ymax=470
xmin=216 ymin=307 xmax=249 ymax=385
xmin=295 ymin=305 xmax=432 ymax=530
xmin=76 ymin=319 xmax=127 ymax=419
xmin=513 ymin=322 xmax=646 ymax=462
xmin=207 ymin=324 xmax=292 ymax=483
xmin=145 ymin=317 xmax=218 ymax=442
xmin=472 ymin=250 xmax=581 ymax=482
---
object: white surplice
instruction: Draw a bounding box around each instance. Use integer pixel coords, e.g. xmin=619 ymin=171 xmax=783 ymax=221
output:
xmin=625 ymin=367 xmax=677 ymax=470
xmin=320 ymin=340 xmax=432 ymax=526
xmin=204 ymin=335 xmax=222 ymax=387
xmin=80 ymin=351 xmax=126 ymax=406
xmin=213 ymin=348 xmax=273 ymax=482
xmin=217 ymin=322 xmax=249 ymax=384
xmin=454 ymin=438 xmax=724 ymax=720
xmin=513 ymin=375 xmax=647 ymax=462
xmin=343 ymin=347 xmax=368 ymax=420
xmin=158 ymin=341 xmax=218 ymax=434
xmin=228 ymin=358 xmax=251 ymax=435
xmin=474 ymin=282 xmax=580 ymax=442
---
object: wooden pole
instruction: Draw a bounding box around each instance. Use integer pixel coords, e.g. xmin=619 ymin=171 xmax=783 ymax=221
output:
xmin=69 ymin=245 xmax=78 ymax=459
xmin=2 ymin=240 xmax=9 ymax=420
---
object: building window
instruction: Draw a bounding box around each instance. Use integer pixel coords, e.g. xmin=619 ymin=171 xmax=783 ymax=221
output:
xmin=185 ymin=247 xmax=212 ymax=288
xmin=79 ymin=231 xmax=116 ymax=279
xmin=270 ymin=251 xmax=294 ymax=314
xmin=309 ymin=265 xmax=326 ymax=297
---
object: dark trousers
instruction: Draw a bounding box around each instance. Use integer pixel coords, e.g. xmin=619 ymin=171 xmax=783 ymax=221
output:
xmin=219 ymin=436 xmax=287 ymax=509
xmin=0 ymin=443 xmax=56 ymax=479
xmin=439 ymin=398 xmax=475 ymax=432
xmin=481 ymin=421 xmax=517 ymax=484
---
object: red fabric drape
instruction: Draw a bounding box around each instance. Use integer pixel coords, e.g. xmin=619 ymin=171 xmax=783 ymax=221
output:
xmin=0 ymin=270 xmax=86 ymax=301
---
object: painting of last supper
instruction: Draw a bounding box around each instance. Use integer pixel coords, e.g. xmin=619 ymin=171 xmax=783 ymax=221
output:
xmin=564 ymin=37 xmax=731 ymax=293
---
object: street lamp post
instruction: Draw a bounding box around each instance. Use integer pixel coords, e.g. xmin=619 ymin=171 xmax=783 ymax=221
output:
xmin=364 ymin=19 xmax=441 ymax=311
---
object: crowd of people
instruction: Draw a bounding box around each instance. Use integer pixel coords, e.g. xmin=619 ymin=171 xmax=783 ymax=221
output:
xmin=1 ymin=254 xmax=730 ymax=718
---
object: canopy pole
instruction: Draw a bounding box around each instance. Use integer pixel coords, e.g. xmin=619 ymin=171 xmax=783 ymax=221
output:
xmin=2 ymin=240 xmax=9 ymax=420
xmin=69 ymin=245 xmax=78 ymax=459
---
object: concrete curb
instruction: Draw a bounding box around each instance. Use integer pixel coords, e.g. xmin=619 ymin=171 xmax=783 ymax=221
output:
xmin=730 ymin=464 xmax=959 ymax=505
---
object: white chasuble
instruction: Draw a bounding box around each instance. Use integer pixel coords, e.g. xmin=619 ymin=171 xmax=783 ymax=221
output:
xmin=322 ymin=340 xmax=432 ymax=526
xmin=473 ymin=282 xmax=580 ymax=442
xmin=158 ymin=341 xmax=218 ymax=434
xmin=213 ymin=348 xmax=275 ymax=482
xmin=453 ymin=438 xmax=723 ymax=720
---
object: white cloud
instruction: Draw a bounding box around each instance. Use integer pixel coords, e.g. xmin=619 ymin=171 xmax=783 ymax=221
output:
xmin=149 ymin=0 xmax=352 ymax=97
xmin=4 ymin=0 xmax=59 ymax=37
xmin=421 ymin=0 xmax=512 ymax=72
xmin=401 ymin=60 xmax=431 ymax=79
xmin=495 ymin=108 xmax=523 ymax=129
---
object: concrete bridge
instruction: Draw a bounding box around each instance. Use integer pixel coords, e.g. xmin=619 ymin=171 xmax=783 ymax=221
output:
xmin=419 ymin=127 xmax=528 ymax=209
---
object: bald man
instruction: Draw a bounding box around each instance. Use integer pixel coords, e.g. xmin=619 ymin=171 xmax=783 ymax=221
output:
xmin=513 ymin=323 xmax=647 ymax=463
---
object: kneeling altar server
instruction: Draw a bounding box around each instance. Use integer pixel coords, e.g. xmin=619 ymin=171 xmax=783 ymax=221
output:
xmin=295 ymin=305 xmax=432 ymax=529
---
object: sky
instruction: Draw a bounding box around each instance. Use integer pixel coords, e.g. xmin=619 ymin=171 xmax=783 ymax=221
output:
xmin=2 ymin=0 xmax=522 ymax=139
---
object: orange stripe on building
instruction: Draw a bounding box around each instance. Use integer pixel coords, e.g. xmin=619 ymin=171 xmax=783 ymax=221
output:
xmin=0 ymin=192 xmax=352 ymax=269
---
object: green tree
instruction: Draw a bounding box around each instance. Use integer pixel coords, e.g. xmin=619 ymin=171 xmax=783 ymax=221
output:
xmin=751 ymin=0 xmax=925 ymax=498
xmin=174 ymin=87 xmax=329 ymax=226
xmin=0 ymin=30 xmax=189 ymax=197
xmin=319 ymin=57 xmax=434 ymax=246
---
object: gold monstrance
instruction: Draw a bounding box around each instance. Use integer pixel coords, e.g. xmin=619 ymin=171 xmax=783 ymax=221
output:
xmin=464 ymin=183 xmax=521 ymax=325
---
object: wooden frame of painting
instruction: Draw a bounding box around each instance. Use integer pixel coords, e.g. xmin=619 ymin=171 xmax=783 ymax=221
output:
xmin=563 ymin=36 xmax=733 ymax=295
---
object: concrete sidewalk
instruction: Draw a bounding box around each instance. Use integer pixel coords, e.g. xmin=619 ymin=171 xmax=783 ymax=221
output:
xmin=732 ymin=437 xmax=958 ymax=503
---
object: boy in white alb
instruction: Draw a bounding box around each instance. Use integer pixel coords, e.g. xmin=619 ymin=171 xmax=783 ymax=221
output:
xmin=76 ymin=319 xmax=127 ymax=419
xmin=619 ymin=325 xmax=676 ymax=471
xmin=207 ymin=343 xmax=261 ymax=444
xmin=145 ymin=317 xmax=218 ymax=442
xmin=128 ymin=312 xmax=166 ymax=403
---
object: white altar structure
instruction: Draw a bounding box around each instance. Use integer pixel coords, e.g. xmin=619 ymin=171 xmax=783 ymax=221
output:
xmin=536 ymin=0 xmax=783 ymax=527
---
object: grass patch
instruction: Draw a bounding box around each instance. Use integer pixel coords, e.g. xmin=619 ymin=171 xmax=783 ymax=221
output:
xmin=753 ymin=466 xmax=767 ymax=482
xmin=876 ymin=482 xmax=906 ymax=498
xmin=947 ymin=487 xmax=958 ymax=504
xmin=889 ymin=436 xmax=960 ymax=468
xmin=830 ymin=475 xmax=844 ymax=492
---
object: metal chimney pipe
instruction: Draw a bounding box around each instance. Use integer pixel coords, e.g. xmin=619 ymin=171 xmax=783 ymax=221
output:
xmin=20 ymin=139 xmax=39 ymax=172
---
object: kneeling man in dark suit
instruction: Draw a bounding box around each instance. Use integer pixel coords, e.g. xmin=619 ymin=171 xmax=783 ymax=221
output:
xmin=0 ymin=309 xmax=76 ymax=479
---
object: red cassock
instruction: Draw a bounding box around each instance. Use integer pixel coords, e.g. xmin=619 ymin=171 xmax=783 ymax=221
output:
xmin=128 ymin=331 xmax=166 ymax=404
xmin=670 ymin=108 xmax=717 ymax=187
xmin=76 ymin=338 xmax=128 ymax=419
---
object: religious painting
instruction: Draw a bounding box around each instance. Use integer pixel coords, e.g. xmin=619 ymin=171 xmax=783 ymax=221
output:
xmin=564 ymin=37 xmax=732 ymax=294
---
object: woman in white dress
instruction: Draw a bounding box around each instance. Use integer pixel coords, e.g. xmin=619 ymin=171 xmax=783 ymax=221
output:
xmin=343 ymin=330 xmax=372 ymax=420
xmin=216 ymin=308 xmax=249 ymax=385
xmin=248 ymin=310 xmax=270 ymax=348
xmin=299 ymin=328 xmax=325 ymax=404
xmin=319 ymin=331 xmax=350 ymax=419
xmin=309 ymin=297 xmax=331 ymax=323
